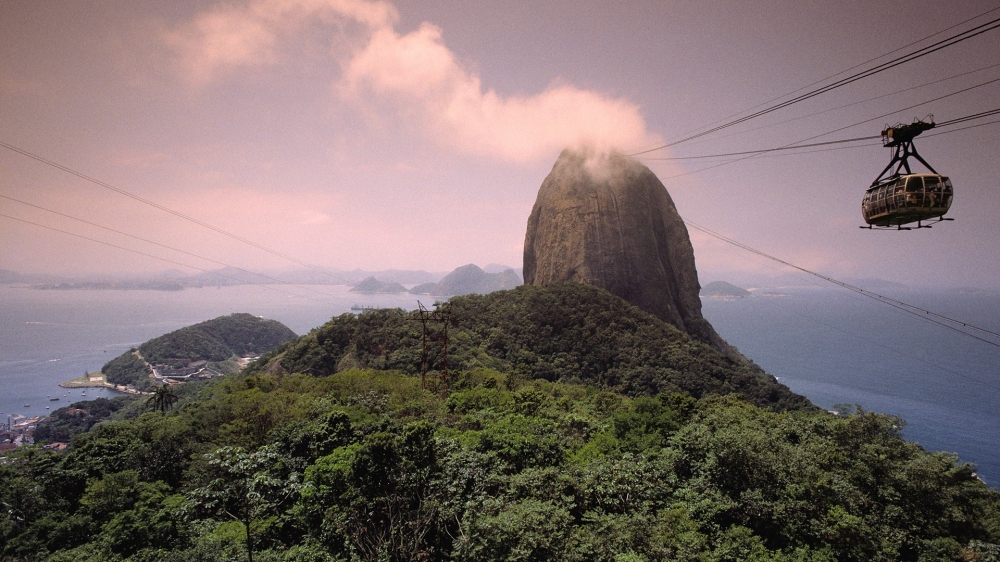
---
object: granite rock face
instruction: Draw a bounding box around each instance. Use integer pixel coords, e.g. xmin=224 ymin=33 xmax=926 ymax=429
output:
xmin=524 ymin=149 xmax=734 ymax=356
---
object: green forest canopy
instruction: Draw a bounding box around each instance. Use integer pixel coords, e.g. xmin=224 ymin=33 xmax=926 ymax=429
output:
xmin=6 ymin=284 xmax=998 ymax=561
xmin=256 ymin=283 xmax=809 ymax=410
xmin=11 ymin=371 xmax=1000 ymax=561
xmin=100 ymin=313 xmax=297 ymax=388
xmin=139 ymin=313 xmax=297 ymax=366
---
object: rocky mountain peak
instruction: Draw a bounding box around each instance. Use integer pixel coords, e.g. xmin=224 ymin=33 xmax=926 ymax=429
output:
xmin=523 ymin=148 xmax=735 ymax=356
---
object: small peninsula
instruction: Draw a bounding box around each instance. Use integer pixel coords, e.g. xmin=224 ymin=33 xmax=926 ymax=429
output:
xmin=85 ymin=313 xmax=296 ymax=391
xmin=700 ymin=280 xmax=752 ymax=298
xmin=409 ymin=263 xmax=522 ymax=296
xmin=350 ymin=276 xmax=407 ymax=293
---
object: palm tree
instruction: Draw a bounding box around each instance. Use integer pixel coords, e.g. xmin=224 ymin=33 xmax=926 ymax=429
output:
xmin=146 ymin=384 xmax=178 ymax=414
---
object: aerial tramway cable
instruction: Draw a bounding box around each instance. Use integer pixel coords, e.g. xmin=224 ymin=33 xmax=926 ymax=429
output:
xmin=639 ymin=107 xmax=1000 ymax=161
xmin=628 ymin=6 xmax=1000 ymax=155
xmin=703 ymin=238 xmax=1000 ymax=390
xmin=0 ymin=212 xmax=342 ymax=306
xmin=935 ymin=107 xmax=1000 ymax=127
xmin=643 ymin=77 xmax=1000 ymax=178
xmin=630 ymin=13 xmax=1000 ymax=156
xmin=685 ymin=220 xmax=1000 ymax=349
xmin=0 ymin=193 xmax=349 ymax=301
xmin=643 ymin=135 xmax=879 ymax=161
xmin=665 ymin=62 xmax=1000 ymax=151
xmin=656 ymin=117 xmax=1000 ymax=164
xmin=0 ymin=140 xmax=352 ymax=285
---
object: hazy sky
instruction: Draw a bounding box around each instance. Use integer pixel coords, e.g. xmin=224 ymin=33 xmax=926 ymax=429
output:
xmin=2 ymin=0 xmax=999 ymax=287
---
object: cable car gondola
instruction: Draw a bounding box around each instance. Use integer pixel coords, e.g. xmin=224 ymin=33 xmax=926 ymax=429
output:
xmin=862 ymin=117 xmax=953 ymax=229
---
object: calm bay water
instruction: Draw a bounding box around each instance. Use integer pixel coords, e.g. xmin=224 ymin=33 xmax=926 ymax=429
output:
xmin=0 ymin=284 xmax=431 ymax=422
xmin=701 ymin=287 xmax=1000 ymax=485
xmin=1 ymin=283 xmax=997 ymax=485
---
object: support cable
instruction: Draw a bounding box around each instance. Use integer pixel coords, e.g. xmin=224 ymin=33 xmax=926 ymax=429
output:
xmin=0 ymin=140 xmax=351 ymax=284
xmin=0 ymin=212 xmax=341 ymax=306
xmin=699 ymin=230 xmax=1000 ymax=391
xmin=628 ymin=5 xmax=1000 ymax=154
xmin=641 ymin=107 xmax=1000 ymax=161
xmin=646 ymin=79 xmax=1000 ymax=177
xmin=675 ymin=118 xmax=1000 ymax=163
xmin=666 ymin=62 xmax=1000 ymax=150
xmin=685 ymin=220 xmax=1000 ymax=348
xmin=0 ymin=193 xmax=349 ymax=300
xmin=631 ymin=14 xmax=1000 ymax=155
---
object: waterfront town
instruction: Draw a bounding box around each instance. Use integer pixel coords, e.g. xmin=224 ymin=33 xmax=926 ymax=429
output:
xmin=0 ymin=354 xmax=261 ymax=459
xmin=0 ymin=414 xmax=59 ymax=458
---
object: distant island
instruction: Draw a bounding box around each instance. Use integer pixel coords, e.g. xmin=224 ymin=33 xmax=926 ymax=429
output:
xmin=34 ymin=281 xmax=184 ymax=291
xmin=346 ymin=265 xmax=523 ymax=297
xmin=0 ymin=267 xmax=448 ymax=290
xmin=409 ymin=263 xmax=522 ymax=296
xmin=700 ymin=280 xmax=751 ymax=298
xmin=82 ymin=313 xmax=296 ymax=391
xmin=350 ymin=276 xmax=408 ymax=293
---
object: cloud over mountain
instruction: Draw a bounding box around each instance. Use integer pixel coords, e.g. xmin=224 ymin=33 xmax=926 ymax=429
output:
xmin=164 ymin=0 xmax=660 ymax=162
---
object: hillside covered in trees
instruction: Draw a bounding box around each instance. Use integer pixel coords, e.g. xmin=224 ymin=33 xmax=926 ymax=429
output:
xmin=100 ymin=313 xmax=297 ymax=389
xmin=256 ymin=283 xmax=808 ymax=410
xmin=140 ymin=313 xmax=297 ymax=366
xmin=3 ymin=284 xmax=998 ymax=561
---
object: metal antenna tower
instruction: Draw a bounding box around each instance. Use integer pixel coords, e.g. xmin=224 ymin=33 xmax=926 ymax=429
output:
xmin=416 ymin=301 xmax=452 ymax=393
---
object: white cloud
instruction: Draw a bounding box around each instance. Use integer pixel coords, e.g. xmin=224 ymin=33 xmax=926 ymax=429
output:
xmin=164 ymin=0 xmax=398 ymax=84
xmin=342 ymin=23 xmax=660 ymax=162
xmin=165 ymin=0 xmax=661 ymax=162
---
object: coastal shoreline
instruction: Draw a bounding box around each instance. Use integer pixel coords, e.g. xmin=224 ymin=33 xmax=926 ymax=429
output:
xmin=59 ymin=372 xmax=150 ymax=395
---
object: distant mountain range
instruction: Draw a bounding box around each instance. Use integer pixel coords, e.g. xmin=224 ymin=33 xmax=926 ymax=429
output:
xmin=0 ymin=267 xmax=449 ymax=290
xmin=0 ymin=269 xmax=63 ymax=284
xmin=409 ymin=264 xmax=522 ymax=296
xmin=349 ymin=277 xmax=408 ymax=294
xmin=0 ymin=264 xmax=525 ymax=297
xmin=346 ymin=264 xmax=523 ymax=296
xmin=182 ymin=267 xmax=446 ymax=287
xmin=700 ymin=281 xmax=751 ymax=298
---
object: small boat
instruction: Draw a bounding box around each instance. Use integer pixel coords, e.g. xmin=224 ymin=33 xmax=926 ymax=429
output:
xmin=49 ymin=397 xmax=59 ymax=401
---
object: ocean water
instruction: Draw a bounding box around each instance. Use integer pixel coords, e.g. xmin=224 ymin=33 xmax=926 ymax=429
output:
xmin=701 ymin=287 xmax=1000 ymax=485
xmin=0 ymin=284 xmax=432 ymax=422
xmin=2 ymin=283 xmax=997 ymax=485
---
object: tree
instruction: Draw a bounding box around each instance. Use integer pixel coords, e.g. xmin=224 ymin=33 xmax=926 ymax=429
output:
xmin=189 ymin=445 xmax=301 ymax=562
xmin=146 ymin=384 xmax=178 ymax=415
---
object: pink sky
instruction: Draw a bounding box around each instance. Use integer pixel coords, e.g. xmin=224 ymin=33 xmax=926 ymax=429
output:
xmin=2 ymin=0 xmax=999 ymax=288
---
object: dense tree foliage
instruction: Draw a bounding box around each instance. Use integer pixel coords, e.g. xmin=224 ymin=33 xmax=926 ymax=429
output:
xmin=101 ymin=352 xmax=150 ymax=388
xmin=256 ymin=283 xmax=809 ymax=410
xmin=99 ymin=314 xmax=297 ymax=388
xmin=146 ymin=386 xmax=180 ymax=415
xmin=2 ymin=370 xmax=998 ymax=561
xmin=5 ymin=286 xmax=998 ymax=561
xmin=34 ymin=397 xmax=133 ymax=443
xmin=140 ymin=313 xmax=297 ymax=367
